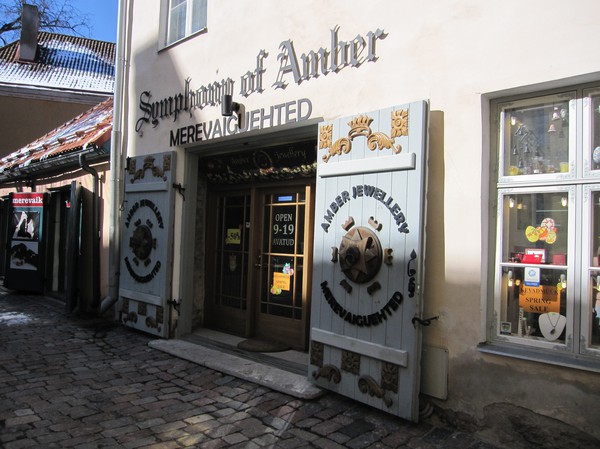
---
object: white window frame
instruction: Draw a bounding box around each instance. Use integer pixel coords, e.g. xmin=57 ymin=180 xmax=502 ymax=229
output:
xmin=159 ymin=0 xmax=207 ymax=50
xmin=482 ymin=84 xmax=600 ymax=372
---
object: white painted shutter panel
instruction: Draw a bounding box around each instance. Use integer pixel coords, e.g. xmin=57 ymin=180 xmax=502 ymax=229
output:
xmin=119 ymin=152 xmax=177 ymax=338
xmin=310 ymin=101 xmax=428 ymax=421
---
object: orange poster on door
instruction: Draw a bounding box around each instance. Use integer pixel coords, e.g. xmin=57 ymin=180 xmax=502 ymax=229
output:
xmin=272 ymin=272 xmax=291 ymax=291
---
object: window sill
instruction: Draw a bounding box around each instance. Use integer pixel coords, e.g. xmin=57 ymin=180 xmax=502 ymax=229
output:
xmin=159 ymin=27 xmax=208 ymax=52
xmin=477 ymin=341 xmax=600 ymax=373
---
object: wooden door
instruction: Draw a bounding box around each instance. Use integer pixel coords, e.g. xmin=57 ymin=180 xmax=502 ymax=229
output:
xmin=253 ymin=185 xmax=314 ymax=350
xmin=310 ymin=101 xmax=429 ymax=421
xmin=206 ymin=191 xmax=252 ymax=336
xmin=119 ymin=152 xmax=177 ymax=338
xmin=206 ymin=183 xmax=314 ymax=350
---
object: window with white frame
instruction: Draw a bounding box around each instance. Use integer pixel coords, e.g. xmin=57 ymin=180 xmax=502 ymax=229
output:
xmin=166 ymin=0 xmax=207 ymax=46
xmin=489 ymin=85 xmax=600 ymax=367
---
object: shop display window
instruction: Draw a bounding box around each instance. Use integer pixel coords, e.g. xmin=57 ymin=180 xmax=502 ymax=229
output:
xmin=501 ymin=94 xmax=574 ymax=178
xmin=588 ymin=191 xmax=600 ymax=348
xmin=587 ymin=91 xmax=600 ymax=173
xmin=491 ymin=86 xmax=600 ymax=366
xmin=498 ymin=191 xmax=569 ymax=342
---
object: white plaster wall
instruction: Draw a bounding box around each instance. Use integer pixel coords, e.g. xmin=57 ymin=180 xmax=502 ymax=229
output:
xmin=125 ymin=0 xmax=600 ymax=435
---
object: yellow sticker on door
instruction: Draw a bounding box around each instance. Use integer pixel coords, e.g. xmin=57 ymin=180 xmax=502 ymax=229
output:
xmin=272 ymin=272 xmax=291 ymax=293
xmin=225 ymin=228 xmax=241 ymax=245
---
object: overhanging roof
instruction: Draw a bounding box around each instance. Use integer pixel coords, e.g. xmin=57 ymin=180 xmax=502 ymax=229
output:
xmin=0 ymin=98 xmax=113 ymax=183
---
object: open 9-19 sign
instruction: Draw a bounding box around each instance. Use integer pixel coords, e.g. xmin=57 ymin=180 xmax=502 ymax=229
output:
xmin=310 ymin=101 xmax=429 ymax=422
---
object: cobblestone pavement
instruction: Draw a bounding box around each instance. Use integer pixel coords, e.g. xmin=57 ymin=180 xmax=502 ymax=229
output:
xmin=0 ymin=290 xmax=501 ymax=449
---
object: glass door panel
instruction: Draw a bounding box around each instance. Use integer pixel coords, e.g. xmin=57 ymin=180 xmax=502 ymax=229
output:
xmin=207 ymin=193 xmax=251 ymax=335
xmin=255 ymin=187 xmax=312 ymax=350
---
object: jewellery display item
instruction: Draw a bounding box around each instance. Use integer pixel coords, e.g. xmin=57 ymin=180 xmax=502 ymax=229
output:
xmin=539 ymin=312 xmax=566 ymax=341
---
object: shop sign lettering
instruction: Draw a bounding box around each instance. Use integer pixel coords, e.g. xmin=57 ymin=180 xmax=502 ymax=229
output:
xmin=123 ymin=198 xmax=164 ymax=284
xmin=272 ymin=207 xmax=295 ymax=250
xmin=321 ymin=281 xmax=403 ymax=327
xmin=168 ymin=99 xmax=312 ymax=146
xmin=135 ymin=25 xmax=387 ymax=139
xmin=519 ymin=285 xmax=560 ymax=313
xmin=321 ymin=184 xmax=408 ymax=234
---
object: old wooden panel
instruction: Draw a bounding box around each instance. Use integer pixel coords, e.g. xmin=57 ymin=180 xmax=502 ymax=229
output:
xmin=310 ymin=101 xmax=428 ymax=421
xmin=119 ymin=152 xmax=177 ymax=338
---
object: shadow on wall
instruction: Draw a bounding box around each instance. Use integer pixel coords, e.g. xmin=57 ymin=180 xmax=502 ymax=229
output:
xmin=422 ymin=110 xmax=446 ymax=333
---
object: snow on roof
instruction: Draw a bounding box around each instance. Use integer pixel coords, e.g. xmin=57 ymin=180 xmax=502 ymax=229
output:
xmin=0 ymin=32 xmax=115 ymax=94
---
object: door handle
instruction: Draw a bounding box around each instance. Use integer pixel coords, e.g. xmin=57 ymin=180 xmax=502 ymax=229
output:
xmin=254 ymin=254 xmax=262 ymax=268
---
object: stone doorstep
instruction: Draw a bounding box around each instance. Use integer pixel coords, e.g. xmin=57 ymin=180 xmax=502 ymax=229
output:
xmin=148 ymin=339 xmax=324 ymax=400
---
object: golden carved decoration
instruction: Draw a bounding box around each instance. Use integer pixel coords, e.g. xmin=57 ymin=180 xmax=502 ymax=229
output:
xmin=322 ymin=110 xmax=408 ymax=163
xmin=163 ymin=154 xmax=172 ymax=172
xmin=341 ymin=350 xmax=360 ymax=374
xmin=137 ymin=302 xmax=147 ymax=316
xmin=319 ymin=124 xmax=333 ymax=149
xmin=381 ymin=362 xmax=399 ymax=393
xmin=124 ymin=311 xmax=137 ymax=323
xmin=310 ymin=341 xmax=324 ymax=367
xmin=391 ymin=109 xmax=409 ymax=138
xmin=131 ymin=156 xmax=167 ymax=182
xmin=367 ymin=131 xmax=401 ymax=154
xmin=322 ymin=137 xmax=352 ymax=163
xmin=145 ymin=316 xmax=158 ymax=329
xmin=128 ymin=158 xmax=137 ymax=175
xmin=358 ymin=375 xmax=393 ymax=407
xmin=312 ymin=364 xmax=342 ymax=384
xmin=348 ymin=115 xmax=373 ymax=140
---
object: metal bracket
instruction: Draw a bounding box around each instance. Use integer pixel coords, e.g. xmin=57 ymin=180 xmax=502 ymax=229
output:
xmin=167 ymin=298 xmax=181 ymax=313
xmin=172 ymin=183 xmax=185 ymax=200
xmin=412 ymin=315 xmax=439 ymax=327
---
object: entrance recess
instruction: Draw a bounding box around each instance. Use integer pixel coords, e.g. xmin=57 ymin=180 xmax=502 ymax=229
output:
xmin=206 ymin=183 xmax=314 ymax=350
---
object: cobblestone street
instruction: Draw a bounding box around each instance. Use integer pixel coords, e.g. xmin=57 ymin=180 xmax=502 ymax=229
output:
xmin=0 ymin=290 xmax=505 ymax=448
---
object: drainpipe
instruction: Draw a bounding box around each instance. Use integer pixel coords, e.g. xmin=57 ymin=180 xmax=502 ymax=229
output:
xmin=79 ymin=152 xmax=100 ymax=311
xmin=102 ymin=0 xmax=131 ymax=315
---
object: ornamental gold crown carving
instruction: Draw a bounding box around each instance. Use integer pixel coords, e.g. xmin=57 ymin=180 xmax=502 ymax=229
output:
xmin=320 ymin=109 xmax=409 ymax=163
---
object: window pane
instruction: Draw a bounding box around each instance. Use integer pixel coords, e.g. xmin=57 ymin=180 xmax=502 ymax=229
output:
xmin=191 ymin=0 xmax=207 ymax=33
xmin=590 ymin=92 xmax=600 ymax=171
xmin=590 ymin=192 xmax=600 ymax=347
xmin=168 ymin=1 xmax=187 ymax=43
xmin=500 ymin=266 xmax=567 ymax=342
xmin=501 ymin=96 xmax=573 ymax=177
xmin=167 ymin=0 xmax=206 ymax=45
xmin=501 ymin=192 xmax=568 ymax=266
xmin=589 ymin=272 xmax=600 ymax=348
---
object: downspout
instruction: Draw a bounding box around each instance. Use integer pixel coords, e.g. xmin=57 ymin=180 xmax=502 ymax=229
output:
xmin=79 ymin=152 xmax=100 ymax=311
xmin=101 ymin=0 xmax=131 ymax=314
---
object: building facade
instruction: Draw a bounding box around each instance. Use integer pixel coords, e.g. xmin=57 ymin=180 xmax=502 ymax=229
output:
xmin=114 ymin=0 xmax=600 ymax=433
xmin=0 ymin=4 xmax=115 ymax=311
xmin=0 ymin=99 xmax=113 ymax=313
